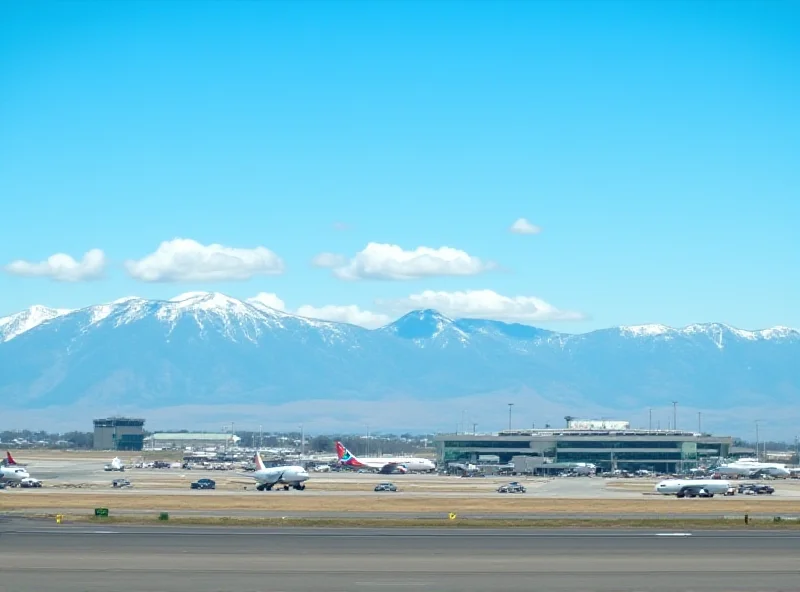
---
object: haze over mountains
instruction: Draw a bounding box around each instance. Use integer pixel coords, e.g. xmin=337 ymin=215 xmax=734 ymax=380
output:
xmin=1 ymin=291 xmax=798 ymax=437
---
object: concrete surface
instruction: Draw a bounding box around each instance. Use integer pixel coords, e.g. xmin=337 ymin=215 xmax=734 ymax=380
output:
xmin=1 ymin=521 xmax=799 ymax=591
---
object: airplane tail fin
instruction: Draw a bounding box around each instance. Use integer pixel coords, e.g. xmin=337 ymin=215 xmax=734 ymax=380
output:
xmin=6 ymin=451 xmax=18 ymax=466
xmin=254 ymin=450 xmax=266 ymax=471
xmin=335 ymin=441 xmax=361 ymax=466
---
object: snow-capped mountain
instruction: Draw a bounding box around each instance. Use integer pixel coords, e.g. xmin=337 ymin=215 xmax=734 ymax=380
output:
xmin=0 ymin=293 xmax=798 ymax=420
xmin=0 ymin=305 xmax=72 ymax=343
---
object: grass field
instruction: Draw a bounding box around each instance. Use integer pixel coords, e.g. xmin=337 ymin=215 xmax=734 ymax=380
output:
xmin=4 ymin=491 xmax=800 ymax=514
xmin=31 ymin=514 xmax=800 ymax=530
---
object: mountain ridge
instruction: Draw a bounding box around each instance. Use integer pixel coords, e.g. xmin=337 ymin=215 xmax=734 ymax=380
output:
xmin=1 ymin=292 xmax=798 ymax=433
xmin=1 ymin=291 xmax=797 ymax=343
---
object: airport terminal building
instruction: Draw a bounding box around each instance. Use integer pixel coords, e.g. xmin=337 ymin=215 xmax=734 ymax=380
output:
xmin=435 ymin=420 xmax=733 ymax=474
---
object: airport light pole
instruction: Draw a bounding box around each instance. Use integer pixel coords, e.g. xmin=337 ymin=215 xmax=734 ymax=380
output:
xmin=648 ymin=408 xmax=652 ymax=431
xmin=697 ymin=412 xmax=702 ymax=434
xmin=507 ymin=403 xmax=514 ymax=431
xmin=672 ymin=401 xmax=678 ymax=431
xmin=299 ymin=424 xmax=304 ymax=457
xmin=754 ymin=420 xmax=761 ymax=462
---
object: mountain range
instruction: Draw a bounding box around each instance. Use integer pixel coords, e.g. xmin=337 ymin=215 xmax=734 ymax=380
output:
xmin=1 ymin=292 xmax=799 ymax=435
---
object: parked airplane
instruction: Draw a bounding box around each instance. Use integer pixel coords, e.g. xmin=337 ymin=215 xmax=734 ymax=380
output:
xmin=335 ymin=442 xmax=436 ymax=474
xmin=1 ymin=451 xmax=30 ymax=484
xmin=654 ymin=478 xmax=732 ymax=495
xmin=104 ymin=457 xmax=125 ymax=472
xmin=711 ymin=458 xmax=790 ymax=478
xmin=246 ymin=451 xmax=309 ymax=491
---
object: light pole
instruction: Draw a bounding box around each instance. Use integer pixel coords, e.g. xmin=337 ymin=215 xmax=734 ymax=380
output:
xmin=648 ymin=408 xmax=652 ymax=431
xmin=697 ymin=411 xmax=702 ymax=434
xmin=299 ymin=424 xmax=304 ymax=457
xmin=507 ymin=403 xmax=514 ymax=431
xmin=672 ymin=401 xmax=678 ymax=431
xmin=754 ymin=420 xmax=761 ymax=461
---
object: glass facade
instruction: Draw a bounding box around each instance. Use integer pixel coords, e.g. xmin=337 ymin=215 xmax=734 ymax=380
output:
xmin=556 ymin=440 xmax=681 ymax=449
xmin=436 ymin=432 xmax=733 ymax=472
xmin=443 ymin=440 xmax=530 ymax=449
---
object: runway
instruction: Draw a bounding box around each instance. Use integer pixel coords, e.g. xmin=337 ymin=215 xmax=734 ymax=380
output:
xmin=2 ymin=521 xmax=799 ymax=591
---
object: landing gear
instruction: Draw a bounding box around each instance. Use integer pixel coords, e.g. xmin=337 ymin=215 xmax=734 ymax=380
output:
xmin=283 ymin=484 xmax=290 ymax=491
xmin=293 ymin=483 xmax=306 ymax=491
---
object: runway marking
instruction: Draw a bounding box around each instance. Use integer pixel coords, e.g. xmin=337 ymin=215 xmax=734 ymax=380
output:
xmin=655 ymin=533 xmax=692 ymax=537
xmin=355 ymin=582 xmax=432 ymax=587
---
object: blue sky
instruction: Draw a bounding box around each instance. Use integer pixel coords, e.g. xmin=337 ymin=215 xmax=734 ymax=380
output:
xmin=1 ymin=0 xmax=798 ymax=332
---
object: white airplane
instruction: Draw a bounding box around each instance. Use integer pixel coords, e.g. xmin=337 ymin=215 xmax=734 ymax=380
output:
xmin=571 ymin=463 xmax=596 ymax=475
xmin=1 ymin=451 xmax=31 ymax=484
xmin=711 ymin=458 xmax=790 ymax=478
xmin=104 ymin=457 xmax=125 ymax=471
xmin=335 ymin=441 xmax=436 ymax=474
xmin=247 ymin=451 xmax=309 ymax=491
xmin=654 ymin=478 xmax=732 ymax=495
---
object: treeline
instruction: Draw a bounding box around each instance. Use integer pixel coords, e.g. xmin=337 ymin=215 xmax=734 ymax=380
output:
xmin=0 ymin=430 xmax=94 ymax=449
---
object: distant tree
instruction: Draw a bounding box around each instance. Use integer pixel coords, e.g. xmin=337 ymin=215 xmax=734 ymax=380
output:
xmin=309 ymin=435 xmax=333 ymax=452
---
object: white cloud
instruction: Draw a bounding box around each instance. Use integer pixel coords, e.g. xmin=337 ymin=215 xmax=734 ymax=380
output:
xmin=312 ymin=252 xmax=346 ymax=268
xmin=4 ymin=248 xmax=106 ymax=282
xmin=125 ymin=238 xmax=284 ymax=282
xmin=247 ymin=292 xmax=286 ymax=311
xmin=510 ymin=218 xmax=541 ymax=235
xmin=385 ymin=289 xmax=584 ymax=323
xmin=331 ymin=242 xmax=494 ymax=281
xmin=296 ymin=304 xmax=390 ymax=329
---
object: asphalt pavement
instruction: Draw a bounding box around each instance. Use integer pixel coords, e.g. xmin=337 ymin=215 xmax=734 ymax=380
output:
xmin=1 ymin=520 xmax=799 ymax=591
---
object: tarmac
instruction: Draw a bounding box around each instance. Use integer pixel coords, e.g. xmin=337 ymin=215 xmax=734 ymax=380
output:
xmin=1 ymin=520 xmax=799 ymax=591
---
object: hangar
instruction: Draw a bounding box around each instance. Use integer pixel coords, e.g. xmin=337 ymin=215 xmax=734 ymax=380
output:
xmin=144 ymin=432 xmax=241 ymax=451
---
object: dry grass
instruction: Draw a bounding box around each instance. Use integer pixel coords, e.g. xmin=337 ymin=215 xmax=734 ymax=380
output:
xmin=4 ymin=491 xmax=800 ymax=514
xmin=12 ymin=449 xmax=185 ymax=462
xmin=30 ymin=513 xmax=800 ymax=530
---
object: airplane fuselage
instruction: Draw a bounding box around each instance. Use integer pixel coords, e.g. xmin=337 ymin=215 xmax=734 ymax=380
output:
xmin=655 ymin=479 xmax=731 ymax=495
xmin=351 ymin=457 xmax=436 ymax=473
xmin=252 ymin=465 xmax=309 ymax=491
xmin=713 ymin=461 xmax=790 ymax=478
xmin=0 ymin=465 xmax=30 ymax=483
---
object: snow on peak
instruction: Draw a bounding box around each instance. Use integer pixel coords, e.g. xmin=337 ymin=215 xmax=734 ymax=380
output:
xmin=112 ymin=296 xmax=142 ymax=304
xmin=0 ymin=305 xmax=72 ymax=342
xmin=384 ymin=309 xmax=469 ymax=343
xmin=758 ymin=326 xmax=799 ymax=340
xmin=620 ymin=324 xmax=673 ymax=337
xmin=169 ymin=291 xmax=213 ymax=302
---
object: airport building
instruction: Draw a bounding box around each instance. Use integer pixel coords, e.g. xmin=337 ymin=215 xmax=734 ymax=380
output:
xmin=143 ymin=432 xmax=241 ymax=451
xmin=435 ymin=419 xmax=733 ymax=474
xmin=93 ymin=417 xmax=145 ymax=451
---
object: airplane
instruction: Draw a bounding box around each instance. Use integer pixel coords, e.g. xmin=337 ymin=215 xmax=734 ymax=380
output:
xmin=710 ymin=458 xmax=791 ymax=479
xmin=654 ymin=478 xmax=732 ymax=495
xmin=104 ymin=457 xmax=125 ymax=472
xmin=247 ymin=451 xmax=309 ymax=491
xmin=335 ymin=441 xmax=436 ymax=474
xmin=1 ymin=451 xmax=31 ymax=484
